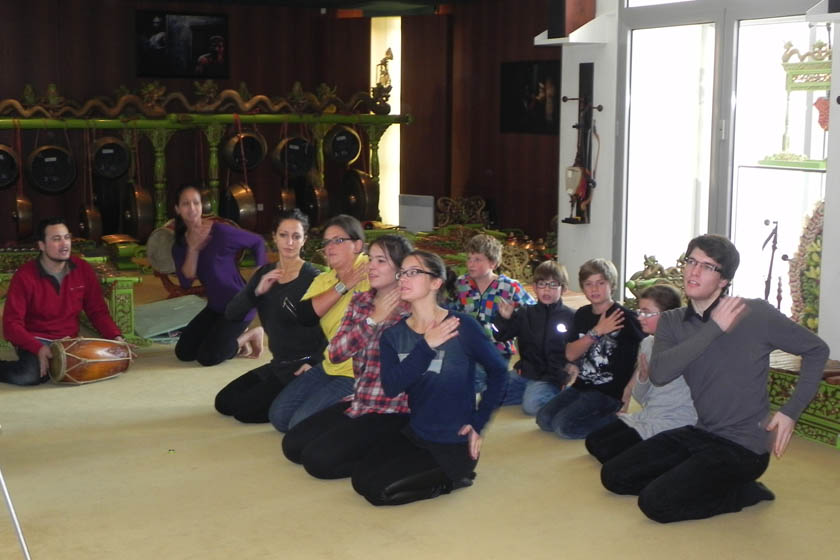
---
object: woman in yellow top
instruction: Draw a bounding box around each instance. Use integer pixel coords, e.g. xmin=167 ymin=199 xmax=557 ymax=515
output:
xmin=268 ymin=214 xmax=369 ymax=432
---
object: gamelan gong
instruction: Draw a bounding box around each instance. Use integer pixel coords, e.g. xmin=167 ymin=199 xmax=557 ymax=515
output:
xmin=271 ymin=137 xmax=315 ymax=178
xmin=26 ymin=145 xmax=76 ymax=194
xmin=323 ymin=125 xmax=361 ymax=165
xmin=219 ymin=182 xmax=258 ymax=231
xmin=92 ymin=137 xmax=130 ymax=179
xmin=222 ymin=131 xmax=268 ymax=172
xmin=0 ymin=144 xmax=20 ymax=189
xmin=337 ymin=169 xmax=379 ymax=221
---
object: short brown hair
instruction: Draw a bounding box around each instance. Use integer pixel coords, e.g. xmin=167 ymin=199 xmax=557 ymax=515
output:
xmin=533 ymin=260 xmax=569 ymax=289
xmin=639 ymin=284 xmax=682 ymax=312
xmin=464 ymin=233 xmax=502 ymax=265
xmin=578 ymin=258 xmax=618 ymax=290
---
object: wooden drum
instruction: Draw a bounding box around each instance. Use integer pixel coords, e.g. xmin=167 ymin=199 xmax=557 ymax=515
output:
xmin=48 ymin=338 xmax=133 ymax=385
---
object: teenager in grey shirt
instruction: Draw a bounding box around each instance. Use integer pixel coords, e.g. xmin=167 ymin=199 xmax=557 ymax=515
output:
xmin=600 ymin=234 xmax=829 ymax=523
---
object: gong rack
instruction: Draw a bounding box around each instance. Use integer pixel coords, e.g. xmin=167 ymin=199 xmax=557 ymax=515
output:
xmin=0 ymin=83 xmax=411 ymax=230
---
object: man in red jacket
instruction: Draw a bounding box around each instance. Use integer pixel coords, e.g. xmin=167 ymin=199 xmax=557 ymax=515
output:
xmin=1 ymin=217 xmax=123 ymax=385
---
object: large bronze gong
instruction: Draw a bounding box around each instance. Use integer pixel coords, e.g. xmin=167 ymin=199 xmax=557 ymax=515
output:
xmin=0 ymin=144 xmax=20 ymax=189
xmin=222 ymin=132 xmax=268 ymax=171
xmin=26 ymin=145 xmax=76 ymax=194
xmin=323 ymin=125 xmax=361 ymax=165
xmin=93 ymin=136 xmax=130 ymax=179
xmin=219 ymin=182 xmax=258 ymax=231
xmin=337 ymin=169 xmax=379 ymax=221
xmin=271 ymin=137 xmax=314 ymax=178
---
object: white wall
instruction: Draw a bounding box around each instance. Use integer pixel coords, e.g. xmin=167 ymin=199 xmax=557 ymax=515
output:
xmin=554 ymin=0 xmax=619 ymax=292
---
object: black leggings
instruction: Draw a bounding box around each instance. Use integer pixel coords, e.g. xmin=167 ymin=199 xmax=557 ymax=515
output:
xmin=175 ymin=306 xmax=248 ymax=366
xmin=585 ymin=418 xmax=643 ymax=464
xmin=282 ymin=401 xmax=409 ymax=479
xmin=215 ymin=361 xmax=302 ymax=423
xmin=0 ymin=349 xmax=46 ymax=386
xmin=351 ymin=429 xmax=477 ymax=506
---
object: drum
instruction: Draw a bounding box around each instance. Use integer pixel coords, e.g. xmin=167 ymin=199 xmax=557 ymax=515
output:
xmin=48 ymin=337 xmax=133 ymax=385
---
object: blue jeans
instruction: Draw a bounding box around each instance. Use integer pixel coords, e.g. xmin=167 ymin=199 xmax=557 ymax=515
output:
xmin=268 ymin=364 xmax=354 ymax=432
xmin=522 ymin=380 xmax=562 ymax=416
xmin=535 ymin=387 xmax=621 ymax=439
xmin=600 ymin=426 xmax=771 ymax=523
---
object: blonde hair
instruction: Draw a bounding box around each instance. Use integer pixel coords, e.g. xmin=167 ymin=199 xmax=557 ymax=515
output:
xmin=464 ymin=233 xmax=502 ymax=265
xmin=578 ymin=258 xmax=618 ymax=290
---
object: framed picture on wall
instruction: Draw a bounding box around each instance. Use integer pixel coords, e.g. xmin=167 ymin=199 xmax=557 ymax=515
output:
xmin=136 ymin=11 xmax=229 ymax=79
xmin=500 ymin=60 xmax=561 ymax=134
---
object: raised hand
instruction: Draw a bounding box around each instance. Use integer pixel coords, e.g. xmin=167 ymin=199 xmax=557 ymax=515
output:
xmin=458 ymin=424 xmax=483 ymax=460
xmin=424 ymin=315 xmax=460 ymax=349
xmin=340 ymin=261 xmax=369 ymax=291
xmin=236 ymin=326 xmax=264 ymax=359
xmin=496 ymin=297 xmax=514 ymax=320
xmin=186 ymin=220 xmax=213 ymax=252
xmin=711 ymin=296 xmax=747 ymax=333
xmin=595 ymin=307 xmax=624 ymax=337
xmin=370 ymin=288 xmax=402 ymax=324
xmin=255 ymin=268 xmax=285 ymax=296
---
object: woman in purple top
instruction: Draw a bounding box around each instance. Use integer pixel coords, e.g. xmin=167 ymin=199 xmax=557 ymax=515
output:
xmin=171 ymin=185 xmax=267 ymax=366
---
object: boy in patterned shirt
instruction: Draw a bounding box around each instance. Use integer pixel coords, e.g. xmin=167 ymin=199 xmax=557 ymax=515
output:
xmin=448 ymin=233 xmax=535 ymax=403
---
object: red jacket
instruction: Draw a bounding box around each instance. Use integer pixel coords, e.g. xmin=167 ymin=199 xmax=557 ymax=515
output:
xmin=2 ymin=256 xmax=121 ymax=355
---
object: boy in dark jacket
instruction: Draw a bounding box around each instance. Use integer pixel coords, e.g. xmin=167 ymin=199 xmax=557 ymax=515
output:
xmin=493 ymin=261 xmax=576 ymax=414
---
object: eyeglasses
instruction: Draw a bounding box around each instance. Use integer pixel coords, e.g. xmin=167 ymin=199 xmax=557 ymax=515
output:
xmin=396 ymin=268 xmax=437 ymax=280
xmin=637 ymin=310 xmax=661 ymax=319
xmin=535 ymin=281 xmax=561 ymax=289
xmin=684 ymin=257 xmax=722 ymax=274
xmin=321 ymin=237 xmax=354 ymax=249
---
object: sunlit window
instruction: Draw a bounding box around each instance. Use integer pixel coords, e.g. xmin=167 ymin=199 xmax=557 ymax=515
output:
xmin=370 ymin=17 xmax=401 ymax=225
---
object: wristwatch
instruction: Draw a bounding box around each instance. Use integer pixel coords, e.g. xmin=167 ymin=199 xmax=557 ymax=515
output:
xmin=334 ymin=281 xmax=348 ymax=295
xmin=587 ymin=328 xmax=602 ymax=341
xmin=365 ymin=316 xmax=378 ymax=328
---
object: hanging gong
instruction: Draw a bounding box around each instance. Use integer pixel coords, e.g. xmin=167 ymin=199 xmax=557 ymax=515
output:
xmin=0 ymin=144 xmax=20 ymax=189
xmin=338 ymin=169 xmax=379 ymax=221
xmin=26 ymin=145 xmax=76 ymax=194
xmin=92 ymin=136 xmax=130 ymax=179
xmin=120 ymin=181 xmax=155 ymax=243
xmin=12 ymin=194 xmax=33 ymax=240
xmin=222 ymin=131 xmax=268 ymax=171
xmin=275 ymin=186 xmax=297 ymax=214
xmin=271 ymin=137 xmax=315 ymax=178
xmin=293 ymin=179 xmax=329 ymax=227
xmin=219 ymin=182 xmax=258 ymax=231
xmin=323 ymin=125 xmax=361 ymax=165
xmin=78 ymin=204 xmax=103 ymax=242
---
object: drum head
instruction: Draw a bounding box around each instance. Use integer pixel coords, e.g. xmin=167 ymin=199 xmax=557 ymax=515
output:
xmin=271 ymin=137 xmax=314 ymax=178
xmin=0 ymin=144 xmax=20 ymax=189
xmin=93 ymin=137 xmax=130 ymax=179
xmin=146 ymin=226 xmax=176 ymax=274
xmin=223 ymin=132 xmax=267 ymax=171
xmin=324 ymin=125 xmax=361 ymax=165
xmin=47 ymin=341 xmax=67 ymax=383
xmin=27 ymin=145 xmax=76 ymax=194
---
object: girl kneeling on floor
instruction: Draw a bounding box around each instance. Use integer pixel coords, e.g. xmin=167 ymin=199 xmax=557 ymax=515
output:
xmin=352 ymin=250 xmax=508 ymax=506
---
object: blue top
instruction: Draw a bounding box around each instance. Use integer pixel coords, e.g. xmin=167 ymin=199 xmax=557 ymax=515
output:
xmin=379 ymin=311 xmax=508 ymax=443
xmin=172 ymin=221 xmax=267 ymax=319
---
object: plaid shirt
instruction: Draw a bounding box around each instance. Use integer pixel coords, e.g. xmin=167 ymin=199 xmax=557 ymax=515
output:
xmin=449 ymin=273 xmax=535 ymax=358
xmin=328 ymin=290 xmax=411 ymax=418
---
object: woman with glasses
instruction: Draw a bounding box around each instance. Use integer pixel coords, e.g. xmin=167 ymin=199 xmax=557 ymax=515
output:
xmin=268 ymin=214 xmax=369 ymax=432
xmin=585 ymin=284 xmax=696 ymax=463
xmin=281 ymin=234 xmax=413 ymax=479
xmin=171 ymin=184 xmax=267 ymax=367
xmin=214 ymin=209 xmax=327 ymax=423
xmin=492 ymin=260 xmax=577 ymax=416
xmin=352 ymin=250 xmax=508 ymax=505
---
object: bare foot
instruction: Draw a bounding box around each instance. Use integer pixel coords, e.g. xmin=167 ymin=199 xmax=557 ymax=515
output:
xmin=236 ymin=326 xmax=264 ymax=359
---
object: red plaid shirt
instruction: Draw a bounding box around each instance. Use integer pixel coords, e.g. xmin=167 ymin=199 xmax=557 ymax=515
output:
xmin=328 ymin=290 xmax=411 ymax=417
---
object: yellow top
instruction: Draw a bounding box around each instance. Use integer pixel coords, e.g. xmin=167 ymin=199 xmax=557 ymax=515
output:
xmin=301 ymin=253 xmax=370 ymax=377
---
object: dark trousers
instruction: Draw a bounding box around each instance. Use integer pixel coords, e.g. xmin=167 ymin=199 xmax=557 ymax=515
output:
xmin=174 ymin=306 xmax=248 ymax=367
xmin=536 ymin=387 xmax=622 ymax=439
xmin=601 ymin=426 xmax=771 ymax=523
xmin=282 ymin=401 xmax=409 ymax=480
xmin=352 ymin=428 xmax=477 ymax=506
xmin=0 ymin=348 xmax=47 ymax=386
xmin=215 ymin=361 xmax=302 ymax=423
xmin=585 ymin=418 xmax=643 ymax=464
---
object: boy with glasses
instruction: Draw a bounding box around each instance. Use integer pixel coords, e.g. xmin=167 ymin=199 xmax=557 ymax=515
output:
xmin=493 ymin=260 xmax=576 ymax=415
xmin=601 ymin=234 xmax=830 ymax=523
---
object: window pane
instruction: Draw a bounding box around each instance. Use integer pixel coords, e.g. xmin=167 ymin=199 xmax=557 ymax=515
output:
xmin=624 ymin=24 xmax=715 ymax=298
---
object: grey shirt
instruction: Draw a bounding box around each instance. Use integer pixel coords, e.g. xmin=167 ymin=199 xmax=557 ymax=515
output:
xmin=649 ymin=297 xmax=829 ymax=455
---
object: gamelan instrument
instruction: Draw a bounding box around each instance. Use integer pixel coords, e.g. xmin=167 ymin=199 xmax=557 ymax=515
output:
xmin=48 ymin=337 xmax=134 ymax=385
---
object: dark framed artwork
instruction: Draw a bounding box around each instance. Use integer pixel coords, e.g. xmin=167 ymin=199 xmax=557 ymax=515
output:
xmin=500 ymin=60 xmax=561 ymax=134
xmin=136 ymin=11 xmax=229 ymax=78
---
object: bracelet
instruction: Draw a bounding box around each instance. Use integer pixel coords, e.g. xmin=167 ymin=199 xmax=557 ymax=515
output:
xmin=587 ymin=328 xmax=601 ymax=341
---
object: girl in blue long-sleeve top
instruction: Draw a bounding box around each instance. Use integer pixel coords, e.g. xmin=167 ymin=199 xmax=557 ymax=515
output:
xmin=352 ymin=250 xmax=509 ymax=506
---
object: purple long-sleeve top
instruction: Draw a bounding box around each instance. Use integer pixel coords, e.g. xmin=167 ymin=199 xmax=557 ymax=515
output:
xmin=172 ymin=221 xmax=267 ymax=320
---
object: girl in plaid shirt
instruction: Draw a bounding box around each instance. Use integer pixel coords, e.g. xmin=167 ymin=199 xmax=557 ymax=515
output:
xmin=281 ymin=234 xmax=414 ymax=479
